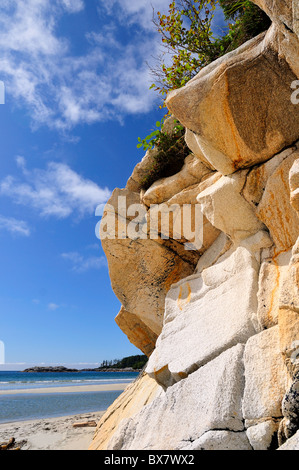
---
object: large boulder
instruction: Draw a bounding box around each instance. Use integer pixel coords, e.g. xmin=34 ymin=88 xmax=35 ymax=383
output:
xmin=100 ymin=188 xmax=199 ymax=337
xmin=257 ymin=249 xmax=292 ymax=329
xmin=256 ymin=151 xmax=299 ymax=251
xmin=106 ymin=345 xmax=245 ymax=450
xmin=89 ymin=372 xmax=163 ymax=450
xmin=92 ymin=0 xmax=299 ymax=452
xmin=197 ymin=170 xmax=264 ymax=244
xmin=146 ymin=245 xmax=261 ymax=387
xmin=242 ymin=326 xmax=288 ymax=421
xmin=251 ymin=0 xmax=294 ymax=32
xmin=142 ymin=154 xmax=211 ymax=206
xmin=166 ymin=25 xmax=299 ymax=175
xmin=115 ymin=307 xmax=157 ymax=357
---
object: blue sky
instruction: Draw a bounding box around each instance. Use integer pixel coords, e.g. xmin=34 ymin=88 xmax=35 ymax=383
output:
xmin=0 ymin=0 xmax=226 ymax=370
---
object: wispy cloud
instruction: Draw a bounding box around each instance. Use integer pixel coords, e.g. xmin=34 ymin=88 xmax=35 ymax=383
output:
xmin=0 ymin=158 xmax=111 ymax=219
xmin=61 ymin=0 xmax=85 ymax=13
xmin=0 ymin=0 xmax=169 ymax=131
xmin=62 ymin=251 xmax=107 ymax=273
xmin=48 ymin=303 xmax=60 ymax=311
xmin=0 ymin=215 xmax=31 ymax=237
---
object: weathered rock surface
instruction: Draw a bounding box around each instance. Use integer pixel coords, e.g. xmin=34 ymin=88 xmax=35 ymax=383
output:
xmin=246 ymin=419 xmax=279 ymax=451
xmin=289 ymin=158 xmax=299 ymax=212
xmin=146 ymin=246 xmax=259 ymax=387
xmin=184 ymin=431 xmax=252 ymax=451
xmin=278 ymin=429 xmax=299 ymax=450
xmin=256 ymin=151 xmax=299 ymax=251
xmin=242 ymin=326 xmax=288 ymax=421
xmin=252 ymin=0 xmax=293 ymax=31
xmin=142 ymin=154 xmax=211 ymax=206
xmin=93 ymin=0 xmax=299 ymax=452
xmin=184 ymin=128 xmax=215 ymax=170
xmin=242 ymin=147 xmax=296 ymax=209
xmin=115 ymin=307 xmax=157 ymax=357
xmin=257 ymin=249 xmax=292 ymax=329
xmin=197 ymin=171 xmax=265 ymax=243
xmin=89 ymin=372 xmax=163 ymax=450
xmin=166 ymin=25 xmax=299 ymax=175
xmin=101 ymin=188 xmax=198 ymax=337
xmin=106 ymin=345 xmax=245 ymax=450
xmin=278 ymin=371 xmax=299 ymax=445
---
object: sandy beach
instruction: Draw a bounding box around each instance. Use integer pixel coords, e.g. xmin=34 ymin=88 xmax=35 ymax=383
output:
xmin=0 ymin=382 xmax=129 ymax=395
xmin=0 ymin=411 xmax=105 ymax=450
xmin=0 ymin=382 xmax=130 ymax=450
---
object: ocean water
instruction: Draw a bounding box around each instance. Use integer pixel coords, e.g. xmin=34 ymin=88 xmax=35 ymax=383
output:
xmin=0 ymin=371 xmax=139 ymax=424
xmin=0 ymin=370 xmax=139 ymax=391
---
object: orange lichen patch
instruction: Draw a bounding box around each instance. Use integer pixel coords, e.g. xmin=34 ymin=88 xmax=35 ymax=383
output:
xmin=177 ymin=371 xmax=188 ymax=380
xmin=256 ymin=153 xmax=299 ymax=251
xmin=258 ymin=191 xmax=293 ymax=250
xmin=265 ymin=248 xmax=290 ymax=326
xmin=177 ymin=282 xmax=192 ymax=311
xmin=278 ymin=309 xmax=299 ymax=352
xmin=244 ymin=164 xmax=266 ymax=205
xmin=115 ymin=308 xmax=157 ymax=357
xmin=154 ymin=364 xmax=168 ymax=375
xmin=164 ymin=260 xmax=191 ymax=293
xmin=153 ymin=364 xmax=172 ymax=386
xmin=267 ymin=254 xmax=281 ymax=326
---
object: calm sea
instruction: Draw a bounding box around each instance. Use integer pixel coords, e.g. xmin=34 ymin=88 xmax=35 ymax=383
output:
xmin=0 ymin=370 xmax=139 ymax=424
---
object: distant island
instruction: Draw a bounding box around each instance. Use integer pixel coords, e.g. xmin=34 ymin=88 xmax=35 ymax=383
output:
xmin=22 ymin=355 xmax=148 ymax=373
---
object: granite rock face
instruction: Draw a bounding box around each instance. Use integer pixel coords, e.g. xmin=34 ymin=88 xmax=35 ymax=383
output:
xmin=107 ymin=345 xmax=245 ymax=450
xmin=166 ymin=25 xmax=299 ymax=175
xmin=91 ymin=0 xmax=299 ymax=451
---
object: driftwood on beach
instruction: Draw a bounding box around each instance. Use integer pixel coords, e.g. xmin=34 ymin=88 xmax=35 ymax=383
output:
xmin=72 ymin=421 xmax=97 ymax=428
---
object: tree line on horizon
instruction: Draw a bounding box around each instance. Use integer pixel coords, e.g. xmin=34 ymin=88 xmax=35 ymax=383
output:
xmin=99 ymin=355 xmax=147 ymax=370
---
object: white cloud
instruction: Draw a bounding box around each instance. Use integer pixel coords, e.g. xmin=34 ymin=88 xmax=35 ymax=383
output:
xmin=62 ymin=251 xmax=107 ymax=273
xmin=15 ymin=155 xmax=27 ymax=172
xmin=0 ymin=215 xmax=31 ymax=237
xmin=48 ymin=303 xmax=60 ymax=311
xmin=98 ymin=0 xmax=170 ymax=30
xmin=0 ymin=159 xmax=111 ymax=219
xmin=61 ymin=0 xmax=85 ymax=14
xmin=0 ymin=0 xmax=168 ymax=130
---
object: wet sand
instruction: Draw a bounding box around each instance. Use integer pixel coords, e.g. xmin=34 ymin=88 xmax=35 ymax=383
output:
xmin=0 ymin=382 xmax=129 ymax=395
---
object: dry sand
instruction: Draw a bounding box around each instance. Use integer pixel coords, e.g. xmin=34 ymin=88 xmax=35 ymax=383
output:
xmin=0 ymin=411 xmax=105 ymax=450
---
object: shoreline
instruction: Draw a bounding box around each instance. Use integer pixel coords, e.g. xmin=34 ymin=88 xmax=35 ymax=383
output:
xmin=0 ymin=382 xmax=129 ymax=396
xmin=0 ymin=411 xmax=106 ymax=450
